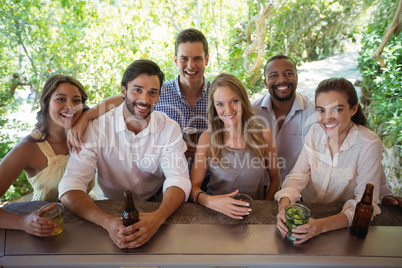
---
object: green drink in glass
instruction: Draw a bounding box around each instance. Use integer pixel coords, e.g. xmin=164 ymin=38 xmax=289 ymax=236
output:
xmin=285 ymin=204 xmax=310 ymax=242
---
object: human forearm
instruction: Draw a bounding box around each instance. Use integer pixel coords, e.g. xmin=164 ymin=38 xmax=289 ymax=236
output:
xmin=84 ymin=95 xmax=123 ymax=121
xmin=155 ymin=186 xmax=185 ymax=222
xmin=0 ymin=208 xmax=56 ymax=237
xmin=60 ymin=190 xmax=114 ymax=229
xmin=278 ymin=197 xmax=291 ymax=211
xmin=0 ymin=209 xmax=25 ymax=230
xmin=292 ymin=213 xmax=349 ymax=244
xmin=317 ymin=213 xmax=349 ymax=234
xmin=265 ymin=175 xmax=281 ymax=200
xmin=198 ymin=190 xmax=251 ymax=220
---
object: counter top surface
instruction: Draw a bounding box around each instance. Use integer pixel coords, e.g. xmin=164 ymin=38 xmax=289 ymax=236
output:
xmin=3 ymin=200 xmax=402 ymax=225
xmin=1 ymin=200 xmax=401 ymax=267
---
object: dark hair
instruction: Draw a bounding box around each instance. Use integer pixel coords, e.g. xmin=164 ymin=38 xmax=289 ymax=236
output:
xmin=34 ymin=75 xmax=88 ymax=142
xmin=174 ymin=28 xmax=208 ymax=57
xmin=315 ymin=77 xmax=367 ymax=126
xmin=121 ymin=59 xmax=165 ymax=90
xmin=264 ymin=55 xmax=297 ymax=78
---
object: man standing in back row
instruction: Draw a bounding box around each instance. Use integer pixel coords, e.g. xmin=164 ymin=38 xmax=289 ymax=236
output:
xmin=252 ymin=55 xmax=316 ymax=184
xmin=155 ymin=28 xmax=211 ymax=160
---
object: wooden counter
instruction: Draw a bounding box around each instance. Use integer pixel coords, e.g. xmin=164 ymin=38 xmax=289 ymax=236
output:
xmin=1 ymin=200 xmax=401 ymax=267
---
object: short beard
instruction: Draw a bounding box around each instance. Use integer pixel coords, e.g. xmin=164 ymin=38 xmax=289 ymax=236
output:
xmin=125 ymin=99 xmax=153 ymax=120
xmin=272 ymin=83 xmax=295 ymax=102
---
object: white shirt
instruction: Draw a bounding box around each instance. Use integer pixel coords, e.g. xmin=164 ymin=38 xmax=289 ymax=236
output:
xmin=59 ymin=104 xmax=191 ymax=201
xmin=252 ymin=92 xmax=391 ymax=198
xmin=275 ymin=123 xmax=382 ymax=226
xmin=252 ymin=92 xmax=316 ymax=183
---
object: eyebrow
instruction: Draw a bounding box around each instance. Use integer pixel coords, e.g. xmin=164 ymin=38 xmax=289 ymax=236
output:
xmin=132 ymin=85 xmax=160 ymax=92
xmin=180 ymin=55 xmax=203 ymax=59
xmin=215 ymin=96 xmax=237 ymax=103
xmin=316 ymin=104 xmax=346 ymax=109
xmin=54 ymin=93 xmax=81 ymax=98
xmin=269 ymin=69 xmax=294 ymax=74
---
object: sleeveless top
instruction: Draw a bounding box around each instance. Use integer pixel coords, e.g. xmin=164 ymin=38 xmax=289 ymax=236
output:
xmin=27 ymin=131 xmax=95 ymax=201
xmin=27 ymin=130 xmax=70 ymax=202
xmin=207 ymin=147 xmax=268 ymax=200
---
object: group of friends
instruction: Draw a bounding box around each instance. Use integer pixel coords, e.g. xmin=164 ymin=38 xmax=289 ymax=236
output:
xmin=1 ymin=28 xmax=401 ymax=248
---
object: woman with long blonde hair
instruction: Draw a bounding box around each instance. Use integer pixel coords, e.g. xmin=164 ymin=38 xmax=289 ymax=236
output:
xmin=190 ymin=73 xmax=280 ymax=219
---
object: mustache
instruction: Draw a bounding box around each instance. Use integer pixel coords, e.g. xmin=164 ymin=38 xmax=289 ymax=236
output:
xmin=132 ymin=101 xmax=153 ymax=108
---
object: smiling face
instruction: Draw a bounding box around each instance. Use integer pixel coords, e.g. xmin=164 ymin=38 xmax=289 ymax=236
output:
xmin=48 ymin=83 xmax=83 ymax=129
xmin=213 ymin=86 xmax=243 ymax=128
xmin=264 ymin=58 xmax=298 ymax=102
xmin=174 ymin=42 xmax=209 ymax=89
xmin=121 ymin=73 xmax=160 ymax=123
xmin=316 ymin=90 xmax=358 ymax=142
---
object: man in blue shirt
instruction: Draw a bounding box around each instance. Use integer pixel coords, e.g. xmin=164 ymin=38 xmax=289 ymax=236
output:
xmin=155 ymin=28 xmax=211 ymax=160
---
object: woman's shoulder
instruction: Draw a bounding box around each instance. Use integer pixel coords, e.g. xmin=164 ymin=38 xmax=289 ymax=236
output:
xmin=17 ymin=135 xmax=43 ymax=154
xmin=3 ymin=135 xmax=41 ymax=164
xmin=355 ymin=124 xmax=381 ymax=141
xmin=199 ymin=130 xmax=211 ymax=143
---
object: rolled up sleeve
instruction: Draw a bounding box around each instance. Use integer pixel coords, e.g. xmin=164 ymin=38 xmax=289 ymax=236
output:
xmin=275 ymin=145 xmax=311 ymax=203
xmin=58 ymin=146 xmax=98 ymax=199
xmin=160 ymin=126 xmax=191 ymax=201
xmin=342 ymin=137 xmax=383 ymax=226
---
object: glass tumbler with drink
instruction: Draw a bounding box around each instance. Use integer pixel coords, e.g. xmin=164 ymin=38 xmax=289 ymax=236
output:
xmin=38 ymin=202 xmax=64 ymax=236
xmin=183 ymin=127 xmax=198 ymax=147
xmin=284 ymin=204 xmax=310 ymax=242
xmin=233 ymin=193 xmax=253 ymax=220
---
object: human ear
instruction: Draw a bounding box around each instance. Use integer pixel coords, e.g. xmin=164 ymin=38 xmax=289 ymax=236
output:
xmin=351 ymin=103 xmax=359 ymax=116
xmin=121 ymin=85 xmax=127 ymax=98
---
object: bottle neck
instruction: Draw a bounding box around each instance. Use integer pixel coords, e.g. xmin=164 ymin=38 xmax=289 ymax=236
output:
xmin=361 ymin=184 xmax=374 ymax=204
xmin=124 ymin=191 xmax=136 ymax=211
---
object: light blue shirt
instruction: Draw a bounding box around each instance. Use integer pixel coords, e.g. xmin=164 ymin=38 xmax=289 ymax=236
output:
xmin=252 ymin=92 xmax=316 ymax=183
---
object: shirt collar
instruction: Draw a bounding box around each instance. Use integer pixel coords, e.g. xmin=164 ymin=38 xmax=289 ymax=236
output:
xmin=174 ymin=75 xmax=208 ymax=98
xmin=261 ymin=92 xmax=305 ymax=112
xmin=115 ymin=103 xmax=157 ymax=134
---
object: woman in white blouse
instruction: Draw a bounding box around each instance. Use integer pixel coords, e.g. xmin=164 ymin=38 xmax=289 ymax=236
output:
xmin=275 ymin=77 xmax=382 ymax=244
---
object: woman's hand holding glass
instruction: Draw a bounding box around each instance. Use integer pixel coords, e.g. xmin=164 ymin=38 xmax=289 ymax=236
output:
xmin=202 ymin=189 xmax=251 ymax=220
xmin=21 ymin=205 xmax=58 ymax=237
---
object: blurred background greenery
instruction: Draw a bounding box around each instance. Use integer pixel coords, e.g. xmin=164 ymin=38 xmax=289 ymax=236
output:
xmin=1 ymin=0 xmax=400 ymax=202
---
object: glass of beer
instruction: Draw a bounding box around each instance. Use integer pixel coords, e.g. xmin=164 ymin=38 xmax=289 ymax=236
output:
xmin=284 ymin=204 xmax=310 ymax=242
xmin=233 ymin=193 xmax=253 ymax=220
xmin=183 ymin=127 xmax=198 ymax=147
xmin=39 ymin=202 xmax=64 ymax=235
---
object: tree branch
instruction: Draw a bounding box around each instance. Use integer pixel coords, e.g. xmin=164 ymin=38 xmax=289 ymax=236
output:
xmin=373 ymin=0 xmax=402 ymax=68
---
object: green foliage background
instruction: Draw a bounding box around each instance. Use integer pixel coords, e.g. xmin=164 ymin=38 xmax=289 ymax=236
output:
xmin=0 ymin=0 xmax=399 ymax=201
xmin=358 ymin=0 xmax=401 ymax=149
xmin=357 ymin=0 xmax=401 ymax=195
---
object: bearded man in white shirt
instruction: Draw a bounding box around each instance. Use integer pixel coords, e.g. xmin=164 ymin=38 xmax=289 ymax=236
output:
xmin=59 ymin=59 xmax=191 ymax=249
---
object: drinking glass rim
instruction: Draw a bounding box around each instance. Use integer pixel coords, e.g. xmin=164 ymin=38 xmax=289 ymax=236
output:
xmin=285 ymin=204 xmax=311 ymax=219
xmin=38 ymin=202 xmax=64 ymax=218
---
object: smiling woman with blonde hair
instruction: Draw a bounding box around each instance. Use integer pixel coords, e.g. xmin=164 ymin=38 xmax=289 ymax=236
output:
xmin=190 ymin=73 xmax=281 ymax=219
